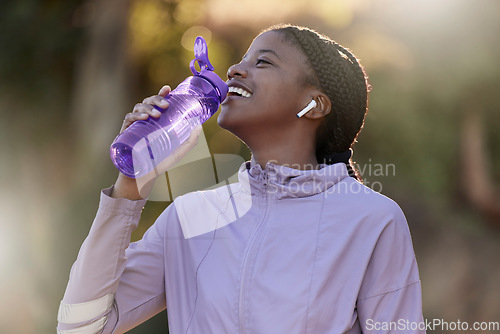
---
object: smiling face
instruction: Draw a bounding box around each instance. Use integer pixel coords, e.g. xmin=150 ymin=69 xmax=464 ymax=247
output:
xmin=217 ymin=31 xmax=318 ymax=147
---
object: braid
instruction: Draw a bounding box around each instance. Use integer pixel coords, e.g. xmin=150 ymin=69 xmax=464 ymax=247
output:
xmin=262 ymin=24 xmax=370 ymax=182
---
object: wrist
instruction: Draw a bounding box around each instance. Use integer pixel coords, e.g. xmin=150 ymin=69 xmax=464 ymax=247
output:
xmin=111 ymin=171 xmax=158 ymax=200
xmin=111 ymin=174 xmax=144 ymax=200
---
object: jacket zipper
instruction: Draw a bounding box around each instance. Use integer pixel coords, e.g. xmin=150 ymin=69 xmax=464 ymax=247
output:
xmin=238 ymin=170 xmax=271 ymax=334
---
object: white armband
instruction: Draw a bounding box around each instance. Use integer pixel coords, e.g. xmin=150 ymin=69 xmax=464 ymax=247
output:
xmin=57 ymin=294 xmax=114 ymax=324
xmin=57 ymin=316 xmax=107 ymax=334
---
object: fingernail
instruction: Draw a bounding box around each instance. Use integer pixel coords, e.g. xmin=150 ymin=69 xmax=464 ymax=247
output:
xmin=159 ymin=85 xmax=171 ymax=95
xmin=160 ymin=99 xmax=169 ymax=106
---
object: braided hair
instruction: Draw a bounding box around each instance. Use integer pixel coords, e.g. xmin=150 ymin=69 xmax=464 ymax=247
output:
xmin=262 ymin=24 xmax=370 ymax=182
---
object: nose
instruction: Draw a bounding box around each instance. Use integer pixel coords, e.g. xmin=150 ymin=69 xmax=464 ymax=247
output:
xmin=227 ymin=62 xmax=247 ymax=80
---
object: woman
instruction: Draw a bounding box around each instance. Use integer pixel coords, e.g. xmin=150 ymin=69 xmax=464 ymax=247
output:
xmin=57 ymin=24 xmax=424 ymax=333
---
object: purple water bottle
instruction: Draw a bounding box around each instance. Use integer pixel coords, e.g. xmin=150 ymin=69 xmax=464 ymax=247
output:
xmin=110 ymin=37 xmax=228 ymax=179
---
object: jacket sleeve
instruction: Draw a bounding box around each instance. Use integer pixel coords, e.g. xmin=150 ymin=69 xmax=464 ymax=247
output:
xmin=57 ymin=187 xmax=171 ymax=334
xmin=356 ymin=205 xmax=426 ymax=334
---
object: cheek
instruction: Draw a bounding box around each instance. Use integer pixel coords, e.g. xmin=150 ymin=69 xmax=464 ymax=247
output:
xmin=217 ymin=79 xmax=305 ymax=129
xmin=272 ymin=85 xmax=304 ymax=116
xmin=258 ymin=79 xmax=300 ymax=108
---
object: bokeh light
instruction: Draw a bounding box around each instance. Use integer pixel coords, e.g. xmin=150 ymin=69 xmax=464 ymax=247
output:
xmin=181 ymin=26 xmax=212 ymax=51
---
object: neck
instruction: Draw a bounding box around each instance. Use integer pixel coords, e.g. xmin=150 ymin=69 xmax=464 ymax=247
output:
xmin=251 ymin=153 xmax=320 ymax=171
xmin=248 ymin=133 xmax=320 ymax=171
xmin=226 ymin=113 xmax=323 ymax=171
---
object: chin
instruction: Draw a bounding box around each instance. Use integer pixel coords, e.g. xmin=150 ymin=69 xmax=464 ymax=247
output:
xmin=217 ymin=105 xmax=239 ymax=131
xmin=216 ymin=109 xmax=230 ymax=130
xmin=217 ymin=111 xmax=249 ymax=144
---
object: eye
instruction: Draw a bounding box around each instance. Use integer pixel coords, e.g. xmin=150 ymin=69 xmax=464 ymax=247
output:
xmin=256 ymin=58 xmax=272 ymax=66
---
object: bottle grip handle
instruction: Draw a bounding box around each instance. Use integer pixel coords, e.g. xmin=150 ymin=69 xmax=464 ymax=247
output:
xmin=190 ymin=36 xmax=215 ymax=75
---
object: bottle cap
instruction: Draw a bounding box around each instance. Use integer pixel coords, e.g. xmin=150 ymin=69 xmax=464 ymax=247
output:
xmin=190 ymin=36 xmax=228 ymax=102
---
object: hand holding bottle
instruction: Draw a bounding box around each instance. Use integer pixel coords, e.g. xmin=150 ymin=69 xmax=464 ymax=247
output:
xmin=111 ymin=85 xmax=202 ymax=200
xmin=119 ymin=85 xmax=171 ymax=133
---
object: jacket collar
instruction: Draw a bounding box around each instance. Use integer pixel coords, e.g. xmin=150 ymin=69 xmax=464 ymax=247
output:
xmin=237 ymin=159 xmax=349 ymax=199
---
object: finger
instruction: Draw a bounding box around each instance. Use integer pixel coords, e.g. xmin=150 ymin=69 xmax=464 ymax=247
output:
xmin=158 ymin=85 xmax=171 ymax=97
xmin=132 ymin=102 xmax=162 ymax=118
xmin=120 ymin=107 xmax=157 ymax=133
xmin=126 ymin=110 xmax=149 ymax=121
xmin=142 ymin=95 xmax=169 ymax=110
xmin=119 ymin=114 xmax=139 ymax=133
xmin=123 ymin=111 xmax=148 ymax=125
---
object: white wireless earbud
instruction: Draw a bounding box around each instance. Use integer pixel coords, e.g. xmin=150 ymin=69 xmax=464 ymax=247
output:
xmin=296 ymin=100 xmax=317 ymax=118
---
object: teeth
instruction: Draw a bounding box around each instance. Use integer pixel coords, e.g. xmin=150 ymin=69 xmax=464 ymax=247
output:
xmin=228 ymin=86 xmax=252 ymax=97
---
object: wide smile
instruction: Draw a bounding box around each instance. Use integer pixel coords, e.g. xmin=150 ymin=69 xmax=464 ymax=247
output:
xmin=227 ymin=86 xmax=253 ymax=98
xmin=222 ymin=81 xmax=253 ymax=105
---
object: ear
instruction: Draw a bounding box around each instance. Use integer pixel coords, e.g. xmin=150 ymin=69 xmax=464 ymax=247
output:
xmin=303 ymin=92 xmax=331 ymax=120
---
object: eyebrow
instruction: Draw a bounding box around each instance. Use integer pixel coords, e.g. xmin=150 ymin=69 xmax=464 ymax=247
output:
xmin=243 ymin=49 xmax=281 ymax=60
xmin=258 ymin=49 xmax=280 ymax=59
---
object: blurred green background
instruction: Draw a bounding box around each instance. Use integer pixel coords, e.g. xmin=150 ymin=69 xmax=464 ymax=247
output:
xmin=1 ymin=0 xmax=499 ymax=333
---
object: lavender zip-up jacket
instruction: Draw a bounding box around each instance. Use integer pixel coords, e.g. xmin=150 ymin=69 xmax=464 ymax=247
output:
xmin=57 ymin=161 xmax=425 ymax=334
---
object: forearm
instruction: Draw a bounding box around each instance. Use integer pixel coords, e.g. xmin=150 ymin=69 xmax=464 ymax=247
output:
xmin=57 ymin=187 xmax=147 ymax=332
